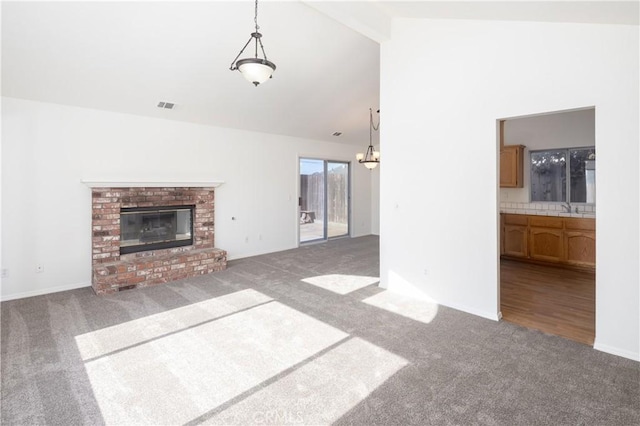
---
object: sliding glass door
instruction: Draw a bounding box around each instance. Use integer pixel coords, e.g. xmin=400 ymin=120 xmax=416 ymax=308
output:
xmin=300 ymin=159 xmax=326 ymax=242
xmin=327 ymin=161 xmax=349 ymax=238
xmin=299 ymin=158 xmax=349 ymax=243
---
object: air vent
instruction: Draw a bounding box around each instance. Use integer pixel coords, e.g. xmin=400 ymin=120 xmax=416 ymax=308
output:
xmin=332 ymin=132 xmax=342 ymax=137
xmin=157 ymin=101 xmax=175 ymax=110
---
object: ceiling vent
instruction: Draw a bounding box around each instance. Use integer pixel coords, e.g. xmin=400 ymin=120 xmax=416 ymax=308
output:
xmin=157 ymin=102 xmax=175 ymax=110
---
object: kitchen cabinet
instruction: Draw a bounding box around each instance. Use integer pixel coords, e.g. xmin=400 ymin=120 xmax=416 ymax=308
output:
xmin=565 ymin=231 xmax=596 ymax=266
xmin=529 ymin=228 xmax=563 ymax=263
xmin=500 ymin=214 xmax=595 ymax=269
xmin=504 ymin=226 xmax=528 ymax=257
xmin=502 ymin=214 xmax=528 ymax=258
xmin=564 ymin=218 xmax=596 ymax=267
xmin=500 ymin=145 xmax=525 ymax=188
xmin=528 ymin=216 xmax=564 ymax=263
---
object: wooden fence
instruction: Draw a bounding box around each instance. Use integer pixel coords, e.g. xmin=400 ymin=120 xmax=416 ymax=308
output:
xmin=300 ymin=172 xmax=348 ymax=223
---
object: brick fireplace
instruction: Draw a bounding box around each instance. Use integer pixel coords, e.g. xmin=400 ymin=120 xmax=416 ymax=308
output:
xmin=89 ymin=185 xmax=227 ymax=295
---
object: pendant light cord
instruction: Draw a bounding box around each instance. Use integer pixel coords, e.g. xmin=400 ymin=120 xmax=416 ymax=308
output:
xmin=254 ymin=0 xmax=260 ymax=32
xmin=254 ymin=0 xmax=260 ymax=57
xmin=229 ymin=0 xmax=271 ymax=69
xmin=369 ymin=108 xmax=380 ymax=147
xmin=370 ymin=109 xmax=380 ymax=131
xmin=254 ymin=0 xmax=270 ymax=62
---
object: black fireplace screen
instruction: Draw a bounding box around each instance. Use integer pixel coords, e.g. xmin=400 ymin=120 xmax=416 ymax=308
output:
xmin=120 ymin=205 xmax=194 ymax=254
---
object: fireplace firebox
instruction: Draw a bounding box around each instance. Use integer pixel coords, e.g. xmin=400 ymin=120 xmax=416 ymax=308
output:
xmin=120 ymin=205 xmax=194 ymax=254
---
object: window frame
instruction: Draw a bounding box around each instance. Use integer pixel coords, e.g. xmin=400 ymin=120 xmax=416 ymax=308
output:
xmin=529 ymin=146 xmax=595 ymax=205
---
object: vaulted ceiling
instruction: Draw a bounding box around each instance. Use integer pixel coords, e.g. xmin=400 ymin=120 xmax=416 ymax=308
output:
xmin=2 ymin=1 xmax=380 ymax=145
xmin=2 ymin=1 xmax=637 ymax=146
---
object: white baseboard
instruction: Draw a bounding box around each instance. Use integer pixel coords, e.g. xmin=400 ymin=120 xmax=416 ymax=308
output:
xmin=373 ymin=283 xmax=501 ymax=322
xmin=439 ymin=301 xmax=501 ymax=321
xmin=1 ymin=281 xmax=91 ymax=302
xmin=593 ymin=341 xmax=640 ymax=362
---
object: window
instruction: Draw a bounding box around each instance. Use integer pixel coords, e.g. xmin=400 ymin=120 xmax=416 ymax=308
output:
xmin=530 ymin=147 xmax=595 ymax=203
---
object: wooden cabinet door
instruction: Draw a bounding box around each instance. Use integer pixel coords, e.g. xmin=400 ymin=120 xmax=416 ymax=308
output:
xmin=500 ymin=149 xmax=515 ymax=187
xmin=503 ymin=225 xmax=528 ymax=258
xmin=500 ymin=145 xmax=524 ymax=188
xmin=529 ymin=227 xmax=563 ymax=263
xmin=565 ymin=231 xmax=596 ymax=268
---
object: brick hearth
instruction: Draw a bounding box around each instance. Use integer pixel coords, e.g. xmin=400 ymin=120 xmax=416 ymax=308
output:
xmin=91 ymin=187 xmax=227 ymax=295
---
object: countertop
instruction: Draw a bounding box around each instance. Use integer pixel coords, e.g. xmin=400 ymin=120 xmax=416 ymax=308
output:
xmin=499 ymin=202 xmax=595 ymax=219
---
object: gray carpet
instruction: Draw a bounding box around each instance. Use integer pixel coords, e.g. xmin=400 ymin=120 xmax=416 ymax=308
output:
xmin=1 ymin=235 xmax=638 ymax=425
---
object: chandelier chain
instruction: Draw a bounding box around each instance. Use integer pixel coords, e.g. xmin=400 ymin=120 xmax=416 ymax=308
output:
xmin=254 ymin=0 xmax=260 ymax=32
xmin=370 ymin=108 xmax=380 ymax=133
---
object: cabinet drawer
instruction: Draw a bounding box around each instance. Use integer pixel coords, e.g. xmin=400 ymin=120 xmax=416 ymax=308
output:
xmin=565 ymin=217 xmax=595 ymax=231
xmin=529 ymin=216 xmax=563 ymax=229
xmin=504 ymin=214 xmax=528 ymax=226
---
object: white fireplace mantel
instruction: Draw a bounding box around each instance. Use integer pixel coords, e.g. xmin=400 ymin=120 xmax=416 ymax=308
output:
xmin=81 ymin=179 xmax=225 ymax=188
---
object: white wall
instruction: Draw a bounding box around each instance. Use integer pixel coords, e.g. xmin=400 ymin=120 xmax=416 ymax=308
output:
xmin=371 ymin=168 xmax=380 ymax=235
xmin=1 ymin=97 xmax=376 ymax=300
xmin=501 ymin=108 xmax=595 ymax=203
xmin=380 ymin=19 xmax=639 ymax=360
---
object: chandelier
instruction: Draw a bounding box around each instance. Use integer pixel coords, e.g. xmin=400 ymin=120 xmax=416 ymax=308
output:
xmin=356 ymin=108 xmax=380 ymax=169
xmin=229 ymin=0 xmax=276 ymax=86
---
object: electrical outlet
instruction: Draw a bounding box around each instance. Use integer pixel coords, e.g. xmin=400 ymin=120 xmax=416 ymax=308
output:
xmin=36 ymin=265 xmax=44 ymax=273
xmin=258 ymin=234 xmax=262 ymax=241
xmin=245 ymin=236 xmax=249 ymax=243
xmin=1 ymin=269 xmax=8 ymax=278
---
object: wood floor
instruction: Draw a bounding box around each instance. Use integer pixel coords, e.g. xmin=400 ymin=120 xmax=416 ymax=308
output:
xmin=500 ymin=259 xmax=595 ymax=346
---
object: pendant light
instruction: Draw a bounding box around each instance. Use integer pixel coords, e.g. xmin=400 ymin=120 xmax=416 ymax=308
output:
xmin=229 ymin=0 xmax=276 ymax=86
xmin=356 ymin=109 xmax=380 ymax=169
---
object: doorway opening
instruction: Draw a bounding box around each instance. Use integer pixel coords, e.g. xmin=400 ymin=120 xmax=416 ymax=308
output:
xmin=498 ymin=107 xmax=596 ymax=346
xmin=299 ymin=158 xmax=350 ymax=244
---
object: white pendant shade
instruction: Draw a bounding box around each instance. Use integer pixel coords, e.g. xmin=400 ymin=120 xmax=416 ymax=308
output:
xmin=237 ymin=59 xmax=275 ymax=86
xmin=364 ymin=161 xmax=379 ymax=170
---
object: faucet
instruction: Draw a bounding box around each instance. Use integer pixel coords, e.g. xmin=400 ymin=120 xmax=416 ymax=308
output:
xmin=562 ymin=202 xmax=572 ymax=213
